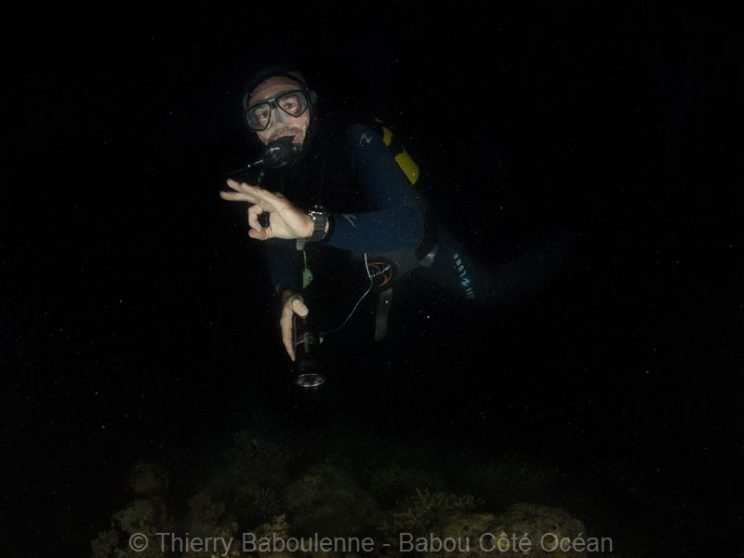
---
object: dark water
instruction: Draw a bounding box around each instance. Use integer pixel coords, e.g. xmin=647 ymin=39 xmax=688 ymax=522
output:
xmin=3 ymin=5 xmax=739 ymax=558
xmin=4 ymin=214 xmax=737 ymax=556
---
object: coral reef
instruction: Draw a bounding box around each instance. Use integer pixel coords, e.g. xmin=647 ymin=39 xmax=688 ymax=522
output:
xmin=382 ymin=488 xmax=480 ymax=540
xmin=232 ymin=485 xmax=282 ymax=529
xmin=282 ymin=464 xmax=383 ymax=537
xmin=91 ymin=497 xmax=173 ymax=558
xmin=91 ymin=433 xmax=595 ymax=558
xmin=92 ymin=461 xmax=174 ymax=558
xmin=368 ymin=462 xmax=446 ymax=506
xmin=433 ymin=503 xmax=588 ymax=558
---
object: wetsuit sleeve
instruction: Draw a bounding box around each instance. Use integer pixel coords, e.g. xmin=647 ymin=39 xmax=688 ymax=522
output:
xmin=263 ymin=239 xmax=302 ymax=299
xmin=323 ymin=123 xmax=425 ymax=252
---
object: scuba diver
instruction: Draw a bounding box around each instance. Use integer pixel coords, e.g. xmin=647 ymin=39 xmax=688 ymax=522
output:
xmin=220 ymin=65 xmax=574 ymax=386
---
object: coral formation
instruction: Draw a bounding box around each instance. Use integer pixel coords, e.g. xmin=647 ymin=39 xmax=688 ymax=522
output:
xmin=282 ymin=465 xmax=383 ymax=536
xmin=382 ymin=488 xmax=480 ymax=539
xmin=368 ymin=462 xmax=446 ymax=506
xmin=91 ymin=433 xmax=593 ymax=558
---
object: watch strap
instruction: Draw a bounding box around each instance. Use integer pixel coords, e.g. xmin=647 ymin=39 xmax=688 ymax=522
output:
xmin=307 ymin=211 xmax=328 ymax=242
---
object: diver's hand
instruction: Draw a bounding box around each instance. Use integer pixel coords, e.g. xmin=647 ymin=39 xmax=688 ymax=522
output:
xmin=280 ymin=290 xmax=309 ymax=362
xmin=220 ymin=179 xmax=313 ymax=240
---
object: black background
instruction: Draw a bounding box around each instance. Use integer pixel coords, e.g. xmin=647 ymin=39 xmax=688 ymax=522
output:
xmin=2 ymin=3 xmax=741 ymax=557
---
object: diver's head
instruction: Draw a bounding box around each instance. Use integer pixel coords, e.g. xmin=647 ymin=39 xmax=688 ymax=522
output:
xmin=242 ymin=67 xmax=317 ymax=148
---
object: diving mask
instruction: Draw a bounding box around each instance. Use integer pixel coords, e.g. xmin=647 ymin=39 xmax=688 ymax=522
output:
xmin=244 ymin=90 xmax=311 ymax=131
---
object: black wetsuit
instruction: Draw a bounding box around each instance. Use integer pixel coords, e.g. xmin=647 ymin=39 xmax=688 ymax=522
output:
xmin=257 ymin=109 xmax=572 ymax=334
xmin=262 ymin=117 xmax=427 ymax=294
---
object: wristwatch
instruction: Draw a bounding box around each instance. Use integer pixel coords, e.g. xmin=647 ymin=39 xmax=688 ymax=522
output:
xmin=306 ymin=208 xmax=329 ymax=242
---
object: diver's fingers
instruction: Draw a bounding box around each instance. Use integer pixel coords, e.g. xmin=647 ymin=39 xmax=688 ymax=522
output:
xmin=241 ymin=185 xmax=291 ymax=212
xmin=247 ymin=204 xmax=265 ymax=234
xmin=281 ymin=328 xmax=295 ymax=362
xmin=279 ymin=295 xmax=309 ymax=362
xmin=224 ymin=178 xmax=241 ymax=192
xmin=219 ymin=191 xmax=257 ymax=203
xmin=226 ymin=180 xmax=285 ymax=207
xmin=225 ymin=178 xmax=257 ymax=192
xmin=248 ymin=204 xmax=271 ymax=240
xmin=280 ymin=306 xmax=296 ymax=362
xmin=248 ymin=228 xmax=268 ymax=240
xmin=291 ymin=298 xmax=309 ymax=317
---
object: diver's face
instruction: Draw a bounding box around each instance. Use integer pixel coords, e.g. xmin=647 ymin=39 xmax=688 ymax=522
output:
xmin=246 ymin=76 xmax=311 ymax=147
